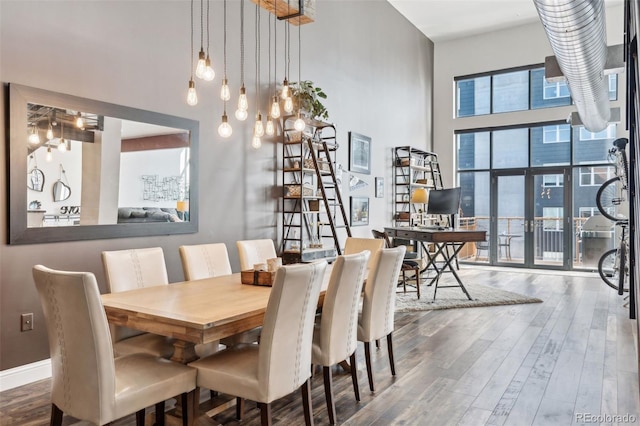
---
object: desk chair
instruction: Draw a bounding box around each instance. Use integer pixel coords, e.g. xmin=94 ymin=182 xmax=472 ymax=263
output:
xmin=475 ymin=234 xmax=489 ymax=260
xmin=189 ymin=261 xmax=327 ymax=426
xmin=236 ymin=239 xmax=278 ymax=271
xmin=33 ymin=265 xmax=196 ymax=426
xmin=372 ymin=230 xmax=421 ymax=299
xmin=311 ymin=251 xmax=369 ymax=424
xmin=357 ymin=246 xmax=406 ymax=392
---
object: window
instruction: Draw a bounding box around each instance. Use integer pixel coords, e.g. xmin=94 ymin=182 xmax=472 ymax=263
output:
xmin=492 ymin=71 xmax=529 ymax=113
xmin=543 ymin=175 xmax=563 ymax=187
xmin=543 ymin=207 xmax=563 ymax=230
xmin=543 ymin=124 xmax=570 ymax=143
xmin=456 ymin=76 xmax=490 ymax=117
xmin=578 ymin=207 xmax=599 ymax=218
xmin=579 ymin=123 xmax=617 ymax=141
xmin=609 ymin=74 xmax=618 ymax=100
xmin=579 ymin=166 xmax=614 ymax=186
xmin=543 ymin=80 xmax=570 ymax=99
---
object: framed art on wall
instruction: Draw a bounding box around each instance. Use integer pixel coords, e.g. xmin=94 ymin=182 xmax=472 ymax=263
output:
xmin=375 ymin=177 xmax=384 ymax=198
xmin=350 ymin=196 xmax=369 ymax=226
xmin=348 ymin=132 xmax=371 ymax=174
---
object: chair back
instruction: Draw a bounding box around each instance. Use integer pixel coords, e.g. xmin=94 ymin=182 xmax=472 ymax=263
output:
xmin=344 ymin=237 xmax=384 ymax=270
xmin=179 ymin=243 xmax=232 ymax=280
xmin=371 ymin=229 xmax=393 ymax=248
xmin=236 ymin=239 xmax=277 ymax=271
xmin=315 ymin=251 xmax=369 ymax=365
xmin=359 ymin=246 xmax=406 ymax=342
xmin=258 ymin=261 xmax=327 ymax=402
xmin=101 ymin=247 xmax=168 ymax=342
xmin=33 ymin=265 xmax=115 ymax=424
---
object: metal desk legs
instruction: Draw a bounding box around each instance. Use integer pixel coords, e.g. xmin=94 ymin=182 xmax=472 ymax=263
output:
xmin=422 ymin=242 xmax=473 ymax=300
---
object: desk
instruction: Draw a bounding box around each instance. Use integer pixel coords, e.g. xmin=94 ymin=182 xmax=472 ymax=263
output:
xmin=385 ymin=227 xmax=486 ymax=300
xmin=102 ymin=271 xmax=329 ymax=364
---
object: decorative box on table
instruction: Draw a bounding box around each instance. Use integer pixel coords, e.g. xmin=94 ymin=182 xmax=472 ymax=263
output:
xmin=241 ymin=270 xmax=276 ymax=286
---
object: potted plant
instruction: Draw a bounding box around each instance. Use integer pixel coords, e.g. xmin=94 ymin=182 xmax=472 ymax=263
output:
xmin=290 ymin=80 xmax=329 ymax=121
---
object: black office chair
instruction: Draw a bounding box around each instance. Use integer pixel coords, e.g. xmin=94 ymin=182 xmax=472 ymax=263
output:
xmin=372 ymin=230 xmax=421 ymax=299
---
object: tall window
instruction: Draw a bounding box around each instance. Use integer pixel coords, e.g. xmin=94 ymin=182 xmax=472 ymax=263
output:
xmin=543 ymin=124 xmax=570 ymax=143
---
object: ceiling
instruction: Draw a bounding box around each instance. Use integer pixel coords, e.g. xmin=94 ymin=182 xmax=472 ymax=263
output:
xmin=387 ymin=0 xmax=624 ymax=42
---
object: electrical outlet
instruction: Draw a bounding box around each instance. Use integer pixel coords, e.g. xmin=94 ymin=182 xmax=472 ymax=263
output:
xmin=21 ymin=313 xmax=34 ymax=332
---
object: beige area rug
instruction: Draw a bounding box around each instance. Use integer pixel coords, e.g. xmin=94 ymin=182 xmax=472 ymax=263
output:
xmin=395 ymin=276 xmax=543 ymax=312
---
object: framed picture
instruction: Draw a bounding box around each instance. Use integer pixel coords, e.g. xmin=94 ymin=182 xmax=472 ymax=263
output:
xmin=375 ymin=177 xmax=384 ymax=198
xmin=350 ymin=196 xmax=369 ymax=226
xmin=348 ymin=132 xmax=371 ymax=174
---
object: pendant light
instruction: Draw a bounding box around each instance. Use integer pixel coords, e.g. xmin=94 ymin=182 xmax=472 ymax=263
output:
xmin=282 ymin=18 xmax=293 ymax=113
xmin=195 ymin=0 xmax=207 ymax=79
xmin=252 ymin=2 xmax=263 ymax=149
xmin=187 ymin=0 xmax=198 ymax=106
xmin=269 ymin=9 xmax=280 ymax=121
xmin=28 ymin=124 xmax=40 ymax=144
xmin=293 ymin=19 xmax=305 ymax=132
xmin=235 ymin=0 xmax=248 ymax=121
xmin=265 ymin=8 xmax=275 ymax=136
xmin=46 ymin=117 xmax=53 ymax=140
xmin=45 ymin=142 xmax=53 ymax=162
xmin=218 ymin=0 xmax=232 ymax=138
xmin=58 ymin=122 xmax=67 ymax=152
xmin=75 ymin=112 xmax=84 ymax=129
xmin=202 ymin=0 xmax=215 ymax=81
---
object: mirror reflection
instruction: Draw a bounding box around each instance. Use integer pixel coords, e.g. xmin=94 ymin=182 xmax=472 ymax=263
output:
xmin=26 ymin=103 xmax=191 ymax=228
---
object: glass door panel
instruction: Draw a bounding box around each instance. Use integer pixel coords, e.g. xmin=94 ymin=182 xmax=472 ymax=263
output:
xmin=533 ymin=172 xmax=565 ymax=267
xmin=495 ymin=175 xmax=526 ymax=265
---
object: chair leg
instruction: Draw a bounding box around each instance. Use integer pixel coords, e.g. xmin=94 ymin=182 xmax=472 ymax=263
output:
xmin=415 ymin=267 xmax=421 ymax=299
xmin=402 ymin=270 xmax=407 ymax=293
xmin=259 ymin=402 xmax=273 ymax=426
xmin=155 ymin=401 xmax=165 ymax=426
xmin=364 ymin=341 xmax=375 ymax=392
xmin=350 ymin=352 xmax=360 ymax=402
xmin=50 ymin=404 xmax=63 ymax=426
xmin=323 ymin=366 xmax=336 ymax=425
xmin=387 ymin=333 xmax=396 ymax=376
xmin=182 ymin=391 xmax=195 ymax=426
xmin=300 ymin=378 xmax=314 ymax=426
xmin=236 ymin=397 xmax=245 ymax=420
xmin=210 ymin=390 xmax=218 ymax=399
xmin=135 ymin=409 xmax=145 ymax=426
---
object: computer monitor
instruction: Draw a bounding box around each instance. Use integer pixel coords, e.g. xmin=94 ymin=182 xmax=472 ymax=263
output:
xmin=427 ymin=187 xmax=462 ymax=216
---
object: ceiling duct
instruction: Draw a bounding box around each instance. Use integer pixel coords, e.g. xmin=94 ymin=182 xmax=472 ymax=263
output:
xmin=533 ymin=0 xmax=610 ymax=132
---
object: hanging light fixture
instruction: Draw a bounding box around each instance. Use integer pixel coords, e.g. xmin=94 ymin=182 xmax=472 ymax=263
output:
xmin=58 ymin=122 xmax=67 ymax=152
xmin=45 ymin=142 xmax=53 ymax=162
xmin=269 ymin=9 xmax=280 ymax=121
xmin=265 ymin=8 xmax=275 ymax=136
xmin=235 ymin=0 xmax=248 ymax=121
xmin=293 ymin=19 xmax=305 ymax=132
xmin=28 ymin=124 xmax=40 ymax=144
xmin=218 ymin=0 xmax=232 ymax=138
xmin=195 ymin=0 xmax=207 ymax=79
xmin=46 ymin=117 xmax=54 ymax=140
xmin=282 ymin=16 xmax=293 ymax=113
xmin=252 ymin=2 xmax=263 ymax=149
xmin=75 ymin=112 xmax=84 ymax=128
xmin=187 ymin=0 xmax=198 ymax=106
xmin=202 ymin=0 xmax=215 ymax=81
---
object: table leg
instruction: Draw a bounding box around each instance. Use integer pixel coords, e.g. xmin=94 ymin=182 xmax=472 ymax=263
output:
xmin=427 ymin=243 xmax=473 ymax=301
xmin=171 ymin=340 xmax=199 ymax=364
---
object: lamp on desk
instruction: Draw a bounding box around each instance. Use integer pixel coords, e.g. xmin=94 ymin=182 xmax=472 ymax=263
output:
xmin=410 ymin=188 xmax=429 ymax=226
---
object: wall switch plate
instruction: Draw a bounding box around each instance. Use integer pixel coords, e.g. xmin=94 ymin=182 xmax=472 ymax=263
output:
xmin=21 ymin=313 xmax=34 ymax=332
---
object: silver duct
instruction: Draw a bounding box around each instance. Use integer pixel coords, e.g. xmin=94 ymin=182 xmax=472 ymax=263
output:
xmin=533 ymin=0 xmax=610 ymax=132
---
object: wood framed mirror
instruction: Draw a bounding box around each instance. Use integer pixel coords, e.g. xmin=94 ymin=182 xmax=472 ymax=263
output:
xmin=8 ymin=83 xmax=199 ymax=244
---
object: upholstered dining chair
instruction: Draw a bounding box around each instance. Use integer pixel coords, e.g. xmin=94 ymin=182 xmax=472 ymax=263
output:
xmin=236 ymin=239 xmax=278 ymax=271
xmin=32 ymin=265 xmax=197 ymax=426
xmin=179 ymin=243 xmax=232 ymax=280
xmin=311 ymin=251 xmax=369 ymax=425
xmin=101 ymin=247 xmax=175 ymax=358
xmin=343 ymin=237 xmax=384 ymax=270
xmin=189 ymin=261 xmax=327 ymax=426
xmin=357 ymin=246 xmax=406 ymax=392
xmin=371 ymin=229 xmax=421 ymax=299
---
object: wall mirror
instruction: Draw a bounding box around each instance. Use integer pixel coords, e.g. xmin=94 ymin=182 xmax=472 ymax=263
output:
xmin=8 ymin=83 xmax=199 ymax=244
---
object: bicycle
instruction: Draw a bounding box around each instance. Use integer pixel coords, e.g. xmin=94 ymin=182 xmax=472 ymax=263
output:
xmin=597 ymin=220 xmax=629 ymax=295
xmin=596 ymin=137 xmax=629 ymax=222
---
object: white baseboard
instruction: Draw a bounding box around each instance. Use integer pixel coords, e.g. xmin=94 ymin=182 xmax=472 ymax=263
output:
xmin=0 ymin=359 xmax=51 ymax=392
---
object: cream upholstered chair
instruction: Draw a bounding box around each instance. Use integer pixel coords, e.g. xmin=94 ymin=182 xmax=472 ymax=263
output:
xmin=101 ymin=247 xmax=175 ymax=358
xmin=179 ymin=243 xmax=232 ymax=280
xmin=311 ymin=251 xmax=369 ymax=425
xmin=32 ymin=265 xmax=197 ymax=426
xmin=357 ymin=246 xmax=406 ymax=392
xmin=236 ymin=239 xmax=277 ymax=271
xmin=343 ymin=237 xmax=384 ymax=270
xmin=189 ymin=261 xmax=327 ymax=426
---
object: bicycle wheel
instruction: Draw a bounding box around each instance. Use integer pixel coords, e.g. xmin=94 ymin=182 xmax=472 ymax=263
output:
xmin=617 ymin=244 xmax=626 ymax=295
xmin=596 ymin=176 xmax=628 ymax=221
xmin=598 ymin=248 xmax=621 ymax=291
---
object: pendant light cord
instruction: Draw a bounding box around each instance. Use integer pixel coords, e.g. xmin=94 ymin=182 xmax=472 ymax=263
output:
xmin=223 ymin=0 xmax=228 ymax=112
xmin=206 ymin=0 xmax=210 ymax=55
xmin=268 ymin=7 xmax=271 ymax=100
xmin=273 ymin=10 xmax=277 ymax=96
xmin=240 ymin=0 xmax=244 ymax=86
xmin=200 ymin=0 xmax=204 ymax=50
xmin=190 ymin=0 xmax=194 ymax=78
xmin=256 ymin=3 xmax=260 ymax=112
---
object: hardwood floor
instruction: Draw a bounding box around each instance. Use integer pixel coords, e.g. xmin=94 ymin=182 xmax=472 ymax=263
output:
xmin=1 ymin=267 xmax=638 ymax=425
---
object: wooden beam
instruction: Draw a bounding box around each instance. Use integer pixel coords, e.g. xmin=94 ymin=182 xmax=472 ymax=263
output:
xmin=121 ymin=132 xmax=189 ymax=152
xmin=251 ymin=0 xmax=316 ymax=25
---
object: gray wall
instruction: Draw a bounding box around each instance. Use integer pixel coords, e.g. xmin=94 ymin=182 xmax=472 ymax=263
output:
xmin=0 ymin=1 xmax=433 ymax=371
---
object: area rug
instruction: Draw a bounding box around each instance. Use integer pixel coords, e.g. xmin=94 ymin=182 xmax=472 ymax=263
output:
xmin=395 ymin=280 xmax=543 ymax=312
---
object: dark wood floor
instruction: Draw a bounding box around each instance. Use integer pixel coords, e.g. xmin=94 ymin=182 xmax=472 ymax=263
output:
xmin=1 ymin=267 xmax=638 ymax=425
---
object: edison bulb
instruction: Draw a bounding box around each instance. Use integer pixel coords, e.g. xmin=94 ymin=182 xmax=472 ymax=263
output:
xmin=294 ymin=116 xmax=306 ymax=131
xmin=284 ymin=97 xmax=293 ymax=113
xmin=220 ymin=78 xmax=231 ymax=101
xmin=195 ymin=50 xmax=207 ymax=79
xmin=218 ymin=114 xmax=232 ymax=138
xmin=281 ymin=78 xmax=290 ymax=98
xmin=270 ymin=98 xmax=281 ymax=119
xmin=237 ymin=87 xmax=248 ymax=111
xmin=187 ymin=80 xmax=198 ymax=106
xmin=265 ymin=118 xmax=275 ymax=136
xmin=76 ymin=114 xmax=84 ymax=128
xmin=58 ymin=139 xmax=67 ymax=152
xmin=203 ymin=56 xmax=215 ymax=81
xmin=46 ymin=146 xmax=53 ymax=162
xmin=254 ymin=114 xmax=264 ymax=137
xmin=28 ymin=130 xmax=40 ymax=145
xmin=251 ymin=135 xmax=262 ymax=149
xmin=235 ymin=108 xmax=248 ymax=121
xmin=46 ymin=125 xmax=54 ymax=140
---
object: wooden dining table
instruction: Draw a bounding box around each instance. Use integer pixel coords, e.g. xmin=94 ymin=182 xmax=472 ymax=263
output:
xmin=101 ymin=270 xmax=330 ymax=365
